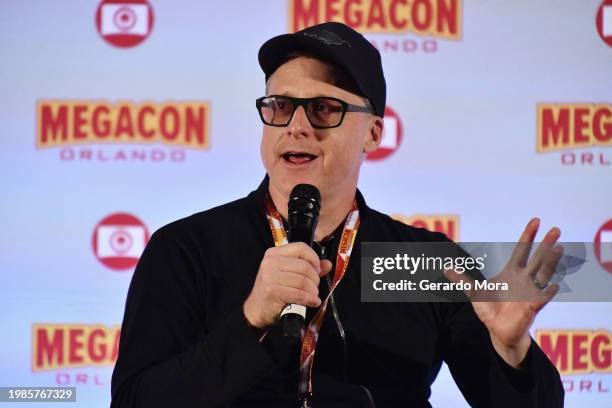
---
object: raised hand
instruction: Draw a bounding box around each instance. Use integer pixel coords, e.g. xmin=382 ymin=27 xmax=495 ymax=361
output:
xmin=444 ymin=218 xmax=563 ymax=367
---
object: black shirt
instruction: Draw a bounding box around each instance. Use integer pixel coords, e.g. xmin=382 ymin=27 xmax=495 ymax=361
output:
xmin=111 ymin=177 xmax=564 ymax=407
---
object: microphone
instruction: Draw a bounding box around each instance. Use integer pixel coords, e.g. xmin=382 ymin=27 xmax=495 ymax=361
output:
xmin=280 ymin=184 xmax=321 ymax=341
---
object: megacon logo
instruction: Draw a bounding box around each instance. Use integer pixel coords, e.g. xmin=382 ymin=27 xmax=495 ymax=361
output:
xmin=537 ymin=103 xmax=611 ymax=167
xmin=594 ymin=219 xmax=612 ymax=274
xmin=288 ymin=0 xmax=462 ymax=54
xmin=96 ymin=0 xmax=154 ymax=48
xmin=596 ymin=0 xmax=612 ymax=47
xmin=536 ymin=329 xmax=611 ymax=393
xmin=92 ymin=213 xmax=149 ymax=271
xmin=33 ymin=324 xmax=120 ymax=372
xmin=36 ymin=100 xmax=210 ymax=163
xmin=392 ymin=214 xmax=459 ymax=241
xmin=32 ymin=324 xmax=120 ymax=386
xmin=367 ymin=106 xmax=403 ymax=161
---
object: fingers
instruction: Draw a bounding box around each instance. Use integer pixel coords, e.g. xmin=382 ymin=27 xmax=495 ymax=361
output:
xmin=320 ymin=259 xmax=333 ymax=277
xmin=509 ymin=218 xmax=562 ymax=281
xmin=245 ymin=242 xmax=327 ymax=329
xmin=527 ymin=227 xmax=561 ymax=277
xmin=270 ymin=253 xmax=334 ymax=310
xmin=272 ymin=256 xmax=321 ymax=287
xmin=509 ymin=218 xmax=540 ymax=268
xmin=531 ymin=283 xmax=560 ymax=313
xmin=533 ymin=245 xmax=563 ymax=286
xmin=275 ymin=285 xmax=322 ymax=308
xmin=275 ymin=270 xmax=320 ymax=298
xmin=267 ymin=242 xmax=321 ymax=273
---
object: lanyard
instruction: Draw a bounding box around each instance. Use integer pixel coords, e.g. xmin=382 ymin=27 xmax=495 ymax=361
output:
xmin=264 ymin=193 xmax=360 ymax=401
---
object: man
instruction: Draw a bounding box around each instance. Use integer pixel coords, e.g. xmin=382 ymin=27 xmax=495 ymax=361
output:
xmin=111 ymin=22 xmax=564 ymax=407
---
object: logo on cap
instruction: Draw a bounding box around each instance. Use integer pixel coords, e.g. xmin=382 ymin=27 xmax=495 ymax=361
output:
xmin=303 ymin=29 xmax=351 ymax=47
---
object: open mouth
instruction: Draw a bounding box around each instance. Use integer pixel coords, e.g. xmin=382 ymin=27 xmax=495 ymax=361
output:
xmin=281 ymin=151 xmax=318 ymax=165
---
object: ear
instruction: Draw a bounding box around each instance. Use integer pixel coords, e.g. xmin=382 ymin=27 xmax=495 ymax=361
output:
xmin=363 ymin=115 xmax=384 ymax=154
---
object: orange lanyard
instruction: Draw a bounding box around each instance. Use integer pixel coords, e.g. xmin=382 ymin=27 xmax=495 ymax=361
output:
xmin=264 ymin=193 xmax=360 ymax=398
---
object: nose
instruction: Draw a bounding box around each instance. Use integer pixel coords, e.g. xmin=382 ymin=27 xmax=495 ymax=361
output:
xmin=287 ymin=105 xmax=313 ymax=137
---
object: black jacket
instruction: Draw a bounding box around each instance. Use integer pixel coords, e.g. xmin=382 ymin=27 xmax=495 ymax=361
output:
xmin=111 ymin=177 xmax=564 ymax=407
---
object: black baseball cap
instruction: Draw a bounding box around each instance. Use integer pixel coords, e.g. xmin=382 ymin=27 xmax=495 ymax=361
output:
xmin=258 ymin=22 xmax=386 ymax=118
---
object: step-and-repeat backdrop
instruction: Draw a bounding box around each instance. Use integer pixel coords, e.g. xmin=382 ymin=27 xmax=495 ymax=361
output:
xmin=1 ymin=1 xmax=611 ymax=407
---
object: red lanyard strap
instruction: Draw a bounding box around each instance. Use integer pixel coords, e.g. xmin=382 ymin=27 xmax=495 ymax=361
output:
xmin=265 ymin=194 xmax=360 ymax=398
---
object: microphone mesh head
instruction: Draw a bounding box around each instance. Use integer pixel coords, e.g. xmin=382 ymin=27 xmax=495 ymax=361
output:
xmin=289 ymin=184 xmax=321 ymax=218
xmin=290 ymin=184 xmax=321 ymax=203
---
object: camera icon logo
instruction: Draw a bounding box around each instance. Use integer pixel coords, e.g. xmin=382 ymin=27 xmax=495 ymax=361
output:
xmin=92 ymin=212 xmax=149 ymax=271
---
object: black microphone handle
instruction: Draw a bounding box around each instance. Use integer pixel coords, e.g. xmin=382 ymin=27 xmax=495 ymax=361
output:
xmin=280 ymin=187 xmax=320 ymax=342
xmin=280 ymin=225 xmax=314 ymax=341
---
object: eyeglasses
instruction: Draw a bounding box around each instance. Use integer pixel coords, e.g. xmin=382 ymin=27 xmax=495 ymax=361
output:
xmin=255 ymin=95 xmax=374 ymax=129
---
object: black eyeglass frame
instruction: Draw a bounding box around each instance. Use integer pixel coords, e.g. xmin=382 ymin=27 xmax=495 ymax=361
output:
xmin=255 ymin=95 xmax=374 ymax=129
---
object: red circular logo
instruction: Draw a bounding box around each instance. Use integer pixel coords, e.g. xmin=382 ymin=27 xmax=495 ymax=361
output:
xmin=596 ymin=0 xmax=612 ymax=47
xmin=95 ymin=0 xmax=154 ymax=48
xmin=367 ymin=106 xmax=403 ymax=161
xmin=594 ymin=219 xmax=612 ymax=274
xmin=92 ymin=213 xmax=150 ymax=271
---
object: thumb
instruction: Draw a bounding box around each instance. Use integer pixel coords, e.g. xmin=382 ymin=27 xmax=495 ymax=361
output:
xmin=319 ymin=259 xmax=333 ymax=277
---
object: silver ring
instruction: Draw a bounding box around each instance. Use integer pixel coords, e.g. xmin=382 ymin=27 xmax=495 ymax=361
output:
xmin=532 ymin=277 xmax=547 ymax=290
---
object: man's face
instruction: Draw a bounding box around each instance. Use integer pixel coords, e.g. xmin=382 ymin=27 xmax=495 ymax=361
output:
xmin=260 ymin=56 xmax=382 ymax=201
